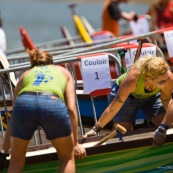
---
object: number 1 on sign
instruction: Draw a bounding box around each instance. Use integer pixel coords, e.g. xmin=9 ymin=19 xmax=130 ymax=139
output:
xmin=81 ymin=54 xmax=111 ymax=93
xmin=95 ymin=72 xmax=99 ymax=80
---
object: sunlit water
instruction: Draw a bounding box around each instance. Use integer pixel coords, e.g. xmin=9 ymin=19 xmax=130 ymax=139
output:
xmin=1 ymin=0 xmax=149 ymax=50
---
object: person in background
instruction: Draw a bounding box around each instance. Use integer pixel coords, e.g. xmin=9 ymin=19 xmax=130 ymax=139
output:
xmin=102 ymin=0 xmax=137 ymax=37
xmin=153 ymin=99 xmax=173 ymax=146
xmin=0 ymin=13 xmax=7 ymax=54
xmin=0 ymin=11 xmax=8 ymax=171
xmin=147 ymin=0 xmax=173 ymax=31
xmin=0 ymin=147 xmax=9 ymax=171
xmin=1 ymin=126 xmax=10 ymax=154
xmin=7 ymin=49 xmax=86 ymax=173
xmin=0 ymin=121 xmax=11 ymax=172
xmin=84 ymin=55 xmax=173 ymax=137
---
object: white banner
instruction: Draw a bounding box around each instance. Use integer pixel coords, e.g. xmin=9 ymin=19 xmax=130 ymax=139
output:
xmin=129 ymin=17 xmax=150 ymax=35
xmin=164 ymin=30 xmax=173 ymax=59
xmin=81 ymin=54 xmax=111 ymax=93
xmin=125 ymin=47 xmax=156 ymax=69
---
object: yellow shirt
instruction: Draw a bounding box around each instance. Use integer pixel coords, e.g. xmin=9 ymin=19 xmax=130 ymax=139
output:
xmin=116 ymin=72 xmax=160 ymax=99
xmin=19 ymin=65 xmax=67 ymax=101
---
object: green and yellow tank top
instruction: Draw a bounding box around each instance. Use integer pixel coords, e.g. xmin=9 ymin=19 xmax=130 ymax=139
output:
xmin=19 ymin=65 xmax=67 ymax=101
xmin=116 ymin=72 xmax=160 ymax=99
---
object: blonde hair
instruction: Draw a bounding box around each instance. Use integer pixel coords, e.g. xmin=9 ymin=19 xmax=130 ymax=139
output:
xmin=132 ymin=55 xmax=169 ymax=79
xmin=27 ymin=49 xmax=53 ymax=68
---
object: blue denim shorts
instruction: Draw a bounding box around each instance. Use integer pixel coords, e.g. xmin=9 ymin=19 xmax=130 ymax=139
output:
xmin=10 ymin=93 xmax=71 ymax=140
xmin=109 ymin=82 xmax=165 ymax=123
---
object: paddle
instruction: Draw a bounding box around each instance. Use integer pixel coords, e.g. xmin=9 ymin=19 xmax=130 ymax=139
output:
xmin=93 ymin=124 xmax=126 ymax=146
xmin=133 ymin=38 xmax=147 ymax=63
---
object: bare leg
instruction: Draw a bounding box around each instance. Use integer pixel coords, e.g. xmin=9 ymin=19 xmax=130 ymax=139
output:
xmin=113 ymin=122 xmax=133 ymax=131
xmin=7 ymin=137 xmax=30 ymax=173
xmin=51 ymin=133 xmax=75 ymax=173
xmin=2 ymin=125 xmax=10 ymax=153
xmin=151 ymin=113 xmax=165 ymax=126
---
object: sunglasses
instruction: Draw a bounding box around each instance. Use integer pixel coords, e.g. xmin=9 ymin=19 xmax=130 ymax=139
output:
xmin=157 ymin=76 xmax=170 ymax=85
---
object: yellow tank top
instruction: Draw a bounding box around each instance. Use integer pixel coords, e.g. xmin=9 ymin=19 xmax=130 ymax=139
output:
xmin=19 ymin=65 xmax=67 ymax=101
xmin=116 ymin=72 xmax=160 ymax=98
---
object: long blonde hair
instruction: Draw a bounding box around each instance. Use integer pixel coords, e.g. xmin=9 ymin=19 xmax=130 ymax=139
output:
xmin=132 ymin=55 xmax=169 ymax=79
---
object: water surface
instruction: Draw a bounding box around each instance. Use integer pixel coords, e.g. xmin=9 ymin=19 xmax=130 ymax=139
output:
xmin=1 ymin=0 xmax=149 ymax=50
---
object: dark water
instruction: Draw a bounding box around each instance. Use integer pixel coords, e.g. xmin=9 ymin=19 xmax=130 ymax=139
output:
xmin=1 ymin=0 xmax=149 ymax=50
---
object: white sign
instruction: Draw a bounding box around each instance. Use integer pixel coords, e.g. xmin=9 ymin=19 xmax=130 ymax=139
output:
xmin=129 ymin=17 xmax=150 ymax=35
xmin=81 ymin=54 xmax=111 ymax=93
xmin=125 ymin=47 xmax=156 ymax=69
xmin=164 ymin=30 xmax=173 ymax=59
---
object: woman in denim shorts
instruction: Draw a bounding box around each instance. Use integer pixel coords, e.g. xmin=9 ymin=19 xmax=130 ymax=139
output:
xmin=5 ymin=49 xmax=86 ymax=173
xmin=85 ymin=55 xmax=173 ymax=137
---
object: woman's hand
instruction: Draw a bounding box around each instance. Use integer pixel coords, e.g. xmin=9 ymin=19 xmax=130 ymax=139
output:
xmin=74 ymin=143 xmax=87 ymax=159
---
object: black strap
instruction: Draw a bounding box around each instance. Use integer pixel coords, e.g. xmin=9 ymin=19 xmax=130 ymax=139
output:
xmin=0 ymin=151 xmax=9 ymax=171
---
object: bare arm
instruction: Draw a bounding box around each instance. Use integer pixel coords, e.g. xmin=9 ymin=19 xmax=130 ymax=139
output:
xmin=12 ymin=76 xmax=24 ymax=106
xmin=97 ymin=70 xmax=139 ymax=128
xmin=1 ymin=124 xmax=10 ymax=153
xmin=153 ymin=98 xmax=173 ymax=146
xmin=64 ymin=71 xmax=78 ymax=145
xmin=160 ymin=88 xmax=172 ymax=110
xmin=161 ymin=99 xmax=173 ymax=127
xmin=12 ymin=69 xmax=30 ymax=105
xmin=121 ymin=11 xmax=136 ymax=21
xmin=160 ymin=72 xmax=173 ymax=110
xmin=60 ymin=66 xmax=86 ymax=159
xmin=1 ymin=71 xmax=27 ymax=153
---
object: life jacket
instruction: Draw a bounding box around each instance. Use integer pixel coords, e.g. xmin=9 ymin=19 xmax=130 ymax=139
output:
xmin=102 ymin=0 xmax=119 ymax=37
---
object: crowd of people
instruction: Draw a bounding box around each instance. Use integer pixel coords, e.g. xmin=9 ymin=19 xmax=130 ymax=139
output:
xmin=1 ymin=0 xmax=173 ymax=172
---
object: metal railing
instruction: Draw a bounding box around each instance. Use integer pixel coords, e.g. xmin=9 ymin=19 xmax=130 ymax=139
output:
xmin=0 ymin=50 xmax=122 ymax=145
xmin=0 ymin=25 xmax=171 ymax=146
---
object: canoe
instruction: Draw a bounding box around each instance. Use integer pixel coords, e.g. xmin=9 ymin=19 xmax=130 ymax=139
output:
xmin=23 ymin=143 xmax=172 ymax=173
xmin=2 ymin=127 xmax=173 ymax=173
